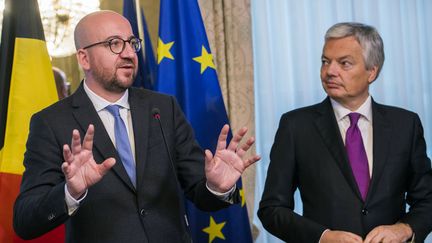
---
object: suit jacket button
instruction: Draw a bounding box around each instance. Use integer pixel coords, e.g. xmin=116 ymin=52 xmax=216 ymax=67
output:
xmin=361 ymin=209 xmax=368 ymax=215
xmin=140 ymin=209 xmax=146 ymax=216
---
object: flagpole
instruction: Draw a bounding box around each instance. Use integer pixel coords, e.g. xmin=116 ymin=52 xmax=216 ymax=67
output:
xmin=134 ymin=0 xmax=146 ymax=61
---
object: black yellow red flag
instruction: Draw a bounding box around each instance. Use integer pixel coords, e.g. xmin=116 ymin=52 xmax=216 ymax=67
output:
xmin=0 ymin=0 xmax=63 ymax=242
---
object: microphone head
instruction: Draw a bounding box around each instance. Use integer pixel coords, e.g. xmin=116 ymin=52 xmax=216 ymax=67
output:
xmin=152 ymin=108 xmax=161 ymax=119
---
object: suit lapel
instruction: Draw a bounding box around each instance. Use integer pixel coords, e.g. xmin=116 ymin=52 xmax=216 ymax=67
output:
xmin=71 ymin=84 xmax=136 ymax=191
xmin=129 ymin=88 xmax=151 ymax=190
xmin=314 ymin=98 xmax=363 ymax=200
xmin=365 ymin=100 xmax=392 ymax=202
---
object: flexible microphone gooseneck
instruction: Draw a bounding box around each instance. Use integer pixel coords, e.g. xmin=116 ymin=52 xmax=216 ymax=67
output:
xmin=152 ymin=108 xmax=176 ymax=175
xmin=151 ymin=107 xmax=189 ymax=227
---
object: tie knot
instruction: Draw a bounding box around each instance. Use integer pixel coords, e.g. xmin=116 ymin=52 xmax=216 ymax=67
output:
xmin=106 ymin=105 xmax=121 ymax=117
xmin=348 ymin=112 xmax=361 ymax=127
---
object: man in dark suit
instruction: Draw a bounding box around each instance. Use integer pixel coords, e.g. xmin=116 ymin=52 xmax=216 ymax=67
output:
xmin=258 ymin=22 xmax=432 ymax=242
xmin=13 ymin=10 xmax=259 ymax=243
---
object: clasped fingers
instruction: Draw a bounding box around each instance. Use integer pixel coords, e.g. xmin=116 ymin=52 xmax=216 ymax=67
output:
xmin=364 ymin=224 xmax=413 ymax=243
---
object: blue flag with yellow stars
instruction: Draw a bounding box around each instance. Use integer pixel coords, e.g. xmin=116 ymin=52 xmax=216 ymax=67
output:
xmin=155 ymin=0 xmax=253 ymax=242
xmin=123 ymin=0 xmax=157 ymax=89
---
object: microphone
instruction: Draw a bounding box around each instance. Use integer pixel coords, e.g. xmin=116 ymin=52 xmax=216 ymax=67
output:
xmin=151 ymin=107 xmax=189 ymax=227
xmin=152 ymin=108 xmax=173 ymax=166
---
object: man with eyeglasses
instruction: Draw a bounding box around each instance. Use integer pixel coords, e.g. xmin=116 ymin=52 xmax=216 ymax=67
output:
xmin=13 ymin=10 xmax=260 ymax=243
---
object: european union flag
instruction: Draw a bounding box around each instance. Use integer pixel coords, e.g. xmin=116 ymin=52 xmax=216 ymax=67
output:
xmin=123 ymin=0 xmax=156 ymax=89
xmin=156 ymin=0 xmax=253 ymax=242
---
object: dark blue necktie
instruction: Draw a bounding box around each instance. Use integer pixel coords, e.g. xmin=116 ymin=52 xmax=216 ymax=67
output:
xmin=345 ymin=112 xmax=370 ymax=200
xmin=106 ymin=105 xmax=136 ymax=187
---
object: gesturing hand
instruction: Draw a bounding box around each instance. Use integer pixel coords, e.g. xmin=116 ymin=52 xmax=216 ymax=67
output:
xmin=205 ymin=124 xmax=260 ymax=193
xmin=61 ymin=124 xmax=116 ymax=199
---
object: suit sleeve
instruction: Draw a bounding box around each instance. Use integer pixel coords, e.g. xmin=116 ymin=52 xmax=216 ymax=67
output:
xmin=168 ymin=97 xmax=235 ymax=211
xmin=258 ymin=114 xmax=326 ymax=242
xmin=13 ymin=112 xmax=69 ymax=240
xmin=399 ymin=114 xmax=432 ymax=241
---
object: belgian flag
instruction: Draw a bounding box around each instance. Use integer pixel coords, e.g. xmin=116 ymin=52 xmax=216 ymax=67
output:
xmin=0 ymin=0 xmax=63 ymax=242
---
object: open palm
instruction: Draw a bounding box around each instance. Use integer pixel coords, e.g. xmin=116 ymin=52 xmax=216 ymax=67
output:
xmin=205 ymin=124 xmax=260 ymax=193
xmin=61 ymin=124 xmax=116 ymax=199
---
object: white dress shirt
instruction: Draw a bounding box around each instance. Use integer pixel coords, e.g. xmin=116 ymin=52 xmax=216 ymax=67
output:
xmin=83 ymin=81 xmax=136 ymax=160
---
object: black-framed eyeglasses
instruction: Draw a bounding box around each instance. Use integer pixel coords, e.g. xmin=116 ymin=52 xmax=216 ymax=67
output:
xmin=82 ymin=37 xmax=142 ymax=54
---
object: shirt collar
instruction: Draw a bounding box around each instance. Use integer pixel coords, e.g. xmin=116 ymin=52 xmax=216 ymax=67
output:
xmin=330 ymin=96 xmax=372 ymax=122
xmin=83 ymin=80 xmax=130 ymax=112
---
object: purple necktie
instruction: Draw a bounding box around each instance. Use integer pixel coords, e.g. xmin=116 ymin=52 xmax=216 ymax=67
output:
xmin=345 ymin=112 xmax=370 ymax=200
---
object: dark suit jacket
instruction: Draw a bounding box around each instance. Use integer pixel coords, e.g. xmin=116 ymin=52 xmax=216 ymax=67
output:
xmin=258 ymin=97 xmax=432 ymax=242
xmin=13 ymin=84 xmax=234 ymax=243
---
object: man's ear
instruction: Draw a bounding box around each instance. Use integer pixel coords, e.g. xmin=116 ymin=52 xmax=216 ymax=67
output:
xmin=76 ymin=49 xmax=90 ymax=71
xmin=368 ymin=66 xmax=378 ymax=83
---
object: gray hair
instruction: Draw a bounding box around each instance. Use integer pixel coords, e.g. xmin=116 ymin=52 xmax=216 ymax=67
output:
xmin=325 ymin=22 xmax=385 ymax=79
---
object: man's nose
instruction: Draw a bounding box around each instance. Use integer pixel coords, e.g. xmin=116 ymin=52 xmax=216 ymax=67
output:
xmin=325 ymin=61 xmax=339 ymax=77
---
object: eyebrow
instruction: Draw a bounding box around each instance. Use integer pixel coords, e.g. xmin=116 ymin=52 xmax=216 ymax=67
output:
xmin=103 ymin=35 xmax=135 ymax=41
xmin=103 ymin=35 xmax=120 ymax=41
xmin=321 ymin=54 xmax=354 ymax=60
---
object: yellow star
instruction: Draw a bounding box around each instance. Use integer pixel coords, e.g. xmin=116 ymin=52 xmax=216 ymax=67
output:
xmin=192 ymin=46 xmax=216 ymax=74
xmin=157 ymin=38 xmax=174 ymax=64
xmin=202 ymin=216 xmax=226 ymax=243
xmin=240 ymin=188 xmax=246 ymax=207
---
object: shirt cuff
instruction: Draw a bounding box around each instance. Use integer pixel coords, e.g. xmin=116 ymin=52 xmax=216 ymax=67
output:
xmin=407 ymin=232 xmax=415 ymax=243
xmin=318 ymin=229 xmax=330 ymax=243
xmin=206 ymin=182 xmax=236 ymax=203
xmin=64 ymin=184 xmax=87 ymax=216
